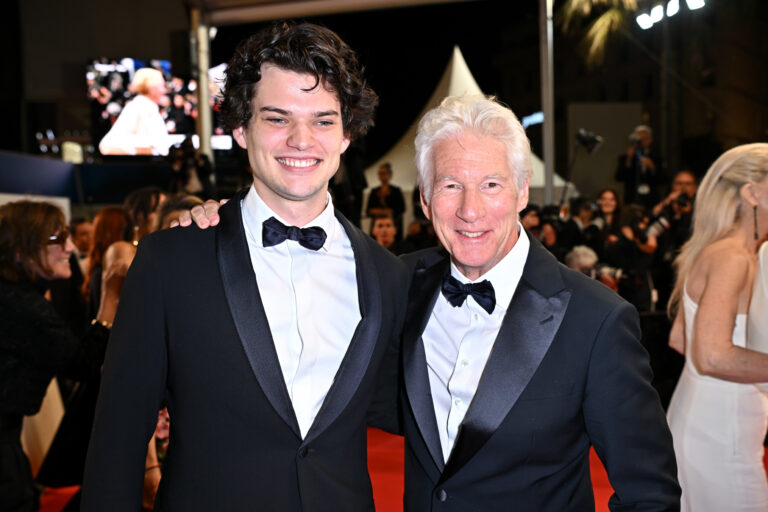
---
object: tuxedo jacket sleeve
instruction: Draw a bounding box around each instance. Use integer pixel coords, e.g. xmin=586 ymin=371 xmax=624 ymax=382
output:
xmin=81 ymin=193 xmax=409 ymax=512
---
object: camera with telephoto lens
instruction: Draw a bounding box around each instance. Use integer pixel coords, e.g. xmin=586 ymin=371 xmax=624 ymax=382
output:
xmin=627 ymin=211 xmax=648 ymax=245
xmin=646 ymin=192 xmax=692 ymax=238
xmin=629 ymin=133 xmax=644 ymax=153
xmin=676 ymin=192 xmax=691 ymax=208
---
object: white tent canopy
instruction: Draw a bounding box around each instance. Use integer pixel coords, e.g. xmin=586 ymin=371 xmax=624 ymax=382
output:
xmin=362 ymin=46 xmax=571 ymax=231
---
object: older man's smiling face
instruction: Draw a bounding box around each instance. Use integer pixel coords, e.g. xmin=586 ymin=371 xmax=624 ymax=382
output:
xmin=422 ymin=131 xmax=528 ymax=281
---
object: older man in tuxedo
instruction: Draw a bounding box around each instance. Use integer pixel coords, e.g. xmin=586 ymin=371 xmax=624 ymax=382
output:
xmin=400 ymin=95 xmax=680 ymax=510
xmin=81 ymin=22 xmax=407 ymax=511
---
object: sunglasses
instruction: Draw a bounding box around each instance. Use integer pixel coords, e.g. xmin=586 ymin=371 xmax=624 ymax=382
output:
xmin=47 ymin=229 xmax=71 ymax=248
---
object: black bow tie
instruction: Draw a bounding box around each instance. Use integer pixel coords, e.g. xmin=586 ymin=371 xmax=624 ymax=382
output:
xmin=262 ymin=217 xmax=327 ymax=251
xmin=441 ymin=274 xmax=496 ymax=314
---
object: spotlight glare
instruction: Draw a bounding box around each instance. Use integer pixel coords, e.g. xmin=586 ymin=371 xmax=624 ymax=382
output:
xmin=667 ymin=0 xmax=680 ymax=16
xmin=636 ymin=13 xmax=654 ymax=29
xmin=685 ymin=0 xmax=705 ymax=9
xmin=650 ymin=5 xmax=665 ymax=23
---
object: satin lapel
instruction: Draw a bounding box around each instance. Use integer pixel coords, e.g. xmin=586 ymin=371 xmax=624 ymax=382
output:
xmin=303 ymin=212 xmax=382 ymax=444
xmin=442 ymin=241 xmax=572 ymax=480
xmin=216 ymin=189 xmax=301 ymax=437
xmin=402 ymin=250 xmax=450 ymax=472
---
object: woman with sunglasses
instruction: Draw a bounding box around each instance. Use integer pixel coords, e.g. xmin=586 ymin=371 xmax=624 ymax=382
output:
xmin=0 ymin=200 xmax=126 ymax=511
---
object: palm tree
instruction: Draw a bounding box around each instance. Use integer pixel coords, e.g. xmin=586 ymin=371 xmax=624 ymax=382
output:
xmin=558 ymin=0 xmax=640 ymax=67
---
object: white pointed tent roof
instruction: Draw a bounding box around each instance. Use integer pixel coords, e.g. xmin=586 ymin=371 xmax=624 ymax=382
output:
xmin=363 ymin=46 xmax=568 ymax=200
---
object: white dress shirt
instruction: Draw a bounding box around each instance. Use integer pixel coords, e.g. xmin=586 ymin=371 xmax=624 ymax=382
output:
xmin=422 ymin=226 xmax=530 ymax=463
xmin=241 ymin=186 xmax=360 ymax=438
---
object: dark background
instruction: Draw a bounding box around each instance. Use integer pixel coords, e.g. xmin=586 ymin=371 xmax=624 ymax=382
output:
xmin=210 ymin=0 xmax=538 ymax=164
xmin=6 ymin=0 xmax=768 ymax=183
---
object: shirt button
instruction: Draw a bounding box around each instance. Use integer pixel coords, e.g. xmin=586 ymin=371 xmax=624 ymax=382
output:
xmin=454 ymin=398 xmax=462 ymax=405
xmin=436 ymin=489 xmax=448 ymax=502
xmin=461 ymin=360 xmax=469 ymax=367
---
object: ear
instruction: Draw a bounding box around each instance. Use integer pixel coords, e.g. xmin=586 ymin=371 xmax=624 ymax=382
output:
xmin=340 ymin=136 xmax=351 ymax=155
xmin=419 ymin=187 xmax=432 ymax=222
xmin=517 ymin=180 xmax=530 ymax=213
xmin=740 ymin=183 xmax=759 ymax=207
xmin=232 ymin=126 xmax=248 ymax=150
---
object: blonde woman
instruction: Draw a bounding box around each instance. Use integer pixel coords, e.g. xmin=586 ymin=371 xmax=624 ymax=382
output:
xmin=99 ymin=67 xmax=170 ymax=156
xmin=666 ymin=143 xmax=768 ymax=511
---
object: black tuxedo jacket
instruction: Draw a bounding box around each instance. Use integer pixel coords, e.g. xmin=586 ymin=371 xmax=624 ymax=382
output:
xmin=400 ymin=239 xmax=680 ymax=511
xmin=81 ymin=190 xmax=408 ymax=511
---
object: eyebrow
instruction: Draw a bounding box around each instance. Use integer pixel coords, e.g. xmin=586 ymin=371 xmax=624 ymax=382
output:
xmin=259 ymin=106 xmax=290 ymax=116
xmin=436 ymin=173 xmax=510 ymax=181
xmin=259 ymin=106 xmax=340 ymax=118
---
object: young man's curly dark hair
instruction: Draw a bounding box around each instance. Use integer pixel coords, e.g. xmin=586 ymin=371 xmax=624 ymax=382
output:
xmin=220 ymin=21 xmax=378 ymax=141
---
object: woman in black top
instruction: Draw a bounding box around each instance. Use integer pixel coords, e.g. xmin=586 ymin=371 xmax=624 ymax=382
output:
xmin=0 ymin=201 xmax=124 ymax=511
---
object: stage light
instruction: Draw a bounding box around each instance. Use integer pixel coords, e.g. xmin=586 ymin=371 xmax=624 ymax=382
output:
xmin=636 ymin=13 xmax=654 ymax=29
xmin=667 ymin=0 xmax=679 ymax=16
xmin=637 ymin=0 xmax=701 ymax=30
xmin=650 ymin=5 xmax=665 ymax=23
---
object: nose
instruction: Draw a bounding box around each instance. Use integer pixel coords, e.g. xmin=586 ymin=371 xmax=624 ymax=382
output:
xmin=287 ymin=122 xmax=314 ymax=151
xmin=64 ymin=236 xmax=76 ymax=253
xmin=456 ymin=188 xmax=484 ymax=223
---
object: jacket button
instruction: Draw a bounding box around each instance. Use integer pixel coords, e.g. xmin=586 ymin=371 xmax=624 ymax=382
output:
xmin=298 ymin=447 xmax=309 ymax=458
xmin=436 ymin=489 xmax=447 ymax=502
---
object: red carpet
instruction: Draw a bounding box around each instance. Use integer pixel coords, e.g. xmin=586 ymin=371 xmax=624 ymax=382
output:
xmin=37 ymin=429 xmax=768 ymax=511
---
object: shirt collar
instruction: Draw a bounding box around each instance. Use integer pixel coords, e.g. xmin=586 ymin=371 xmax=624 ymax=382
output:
xmin=450 ymin=223 xmax=530 ymax=312
xmin=242 ymin=184 xmax=338 ymax=252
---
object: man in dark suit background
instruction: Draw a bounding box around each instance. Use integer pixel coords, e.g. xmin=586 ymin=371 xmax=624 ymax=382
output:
xmin=81 ymin=22 xmax=407 ymax=511
xmin=401 ymin=95 xmax=680 ymax=510
xmin=615 ymin=124 xmax=665 ymax=209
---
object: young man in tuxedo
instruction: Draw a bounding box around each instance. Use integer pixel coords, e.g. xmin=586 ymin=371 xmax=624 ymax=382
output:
xmin=81 ymin=22 xmax=407 ymax=511
xmin=400 ymin=95 xmax=680 ymax=510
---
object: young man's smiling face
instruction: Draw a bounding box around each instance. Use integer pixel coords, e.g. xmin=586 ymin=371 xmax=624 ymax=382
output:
xmin=233 ymin=64 xmax=350 ymax=224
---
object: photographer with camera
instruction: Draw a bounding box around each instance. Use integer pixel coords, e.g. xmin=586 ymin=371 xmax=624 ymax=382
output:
xmin=600 ymin=204 xmax=659 ymax=311
xmin=615 ymin=125 xmax=665 ymax=209
xmin=649 ymin=169 xmax=698 ymax=306
xmin=650 ymin=169 xmax=697 ymax=220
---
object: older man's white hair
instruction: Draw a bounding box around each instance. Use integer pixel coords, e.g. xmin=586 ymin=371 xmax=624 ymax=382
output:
xmin=414 ymin=94 xmax=533 ymax=203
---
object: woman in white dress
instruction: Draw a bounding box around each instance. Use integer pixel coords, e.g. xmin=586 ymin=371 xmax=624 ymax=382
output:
xmin=98 ymin=67 xmax=170 ymax=156
xmin=667 ymin=143 xmax=768 ymax=512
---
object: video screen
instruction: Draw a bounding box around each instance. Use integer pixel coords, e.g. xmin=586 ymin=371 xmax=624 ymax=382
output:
xmin=86 ymin=58 xmax=228 ymax=156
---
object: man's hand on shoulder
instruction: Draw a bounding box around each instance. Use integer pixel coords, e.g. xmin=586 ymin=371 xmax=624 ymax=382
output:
xmin=171 ymin=199 xmax=226 ymax=229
